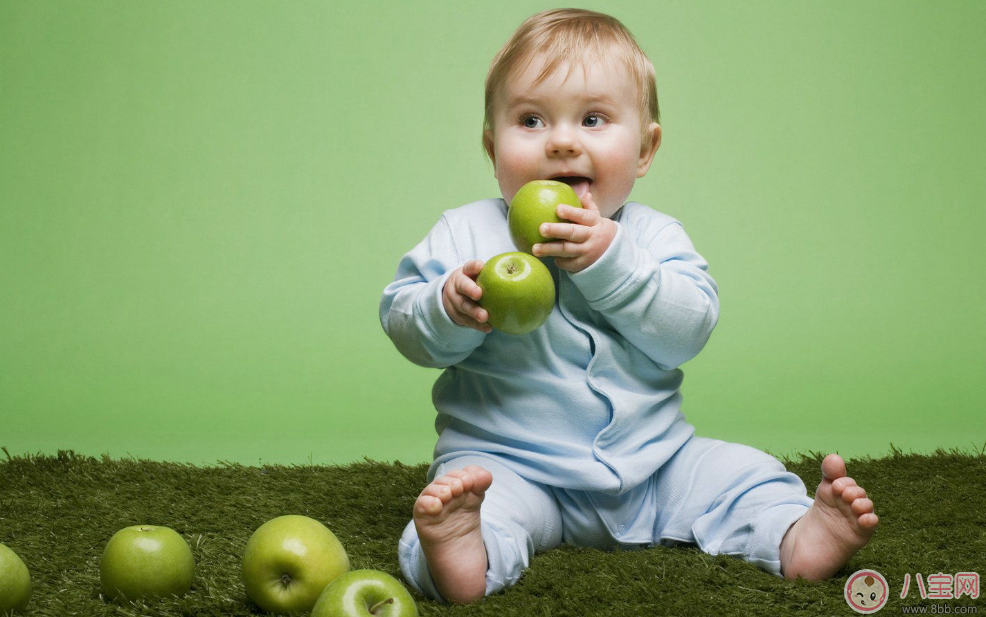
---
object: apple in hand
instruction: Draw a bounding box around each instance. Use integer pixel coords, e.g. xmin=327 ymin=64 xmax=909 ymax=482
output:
xmin=100 ymin=525 xmax=194 ymax=603
xmin=0 ymin=543 xmax=31 ymax=614
xmin=242 ymin=514 xmax=350 ymax=614
xmin=311 ymin=569 xmax=418 ymax=617
xmin=476 ymin=252 xmax=555 ymax=335
xmin=508 ymin=179 xmax=583 ymax=254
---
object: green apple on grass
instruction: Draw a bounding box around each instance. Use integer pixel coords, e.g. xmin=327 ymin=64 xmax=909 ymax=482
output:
xmin=99 ymin=525 xmax=194 ymax=603
xmin=477 ymin=252 xmax=555 ymax=335
xmin=508 ymin=179 xmax=584 ymax=254
xmin=311 ymin=569 xmax=418 ymax=617
xmin=242 ymin=514 xmax=350 ymax=614
xmin=0 ymin=543 xmax=31 ymax=614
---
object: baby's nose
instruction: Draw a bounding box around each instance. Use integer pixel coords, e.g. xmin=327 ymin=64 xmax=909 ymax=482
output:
xmin=546 ymin=126 xmax=582 ymax=157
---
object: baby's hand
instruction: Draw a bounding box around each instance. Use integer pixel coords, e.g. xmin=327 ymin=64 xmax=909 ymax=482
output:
xmin=532 ymin=191 xmax=617 ymax=273
xmin=442 ymin=260 xmax=493 ymax=333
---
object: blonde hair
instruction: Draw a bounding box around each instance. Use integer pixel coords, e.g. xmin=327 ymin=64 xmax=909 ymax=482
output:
xmin=483 ymin=9 xmax=659 ymax=152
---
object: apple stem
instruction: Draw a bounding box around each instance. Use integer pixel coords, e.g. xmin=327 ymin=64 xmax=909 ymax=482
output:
xmin=368 ymin=597 xmax=395 ymax=614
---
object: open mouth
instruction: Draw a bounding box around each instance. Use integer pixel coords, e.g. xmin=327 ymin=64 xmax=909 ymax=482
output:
xmin=550 ymin=176 xmax=592 ymax=201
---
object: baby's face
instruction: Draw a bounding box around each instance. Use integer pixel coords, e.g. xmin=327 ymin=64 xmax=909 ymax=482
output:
xmin=485 ymin=50 xmax=660 ymax=219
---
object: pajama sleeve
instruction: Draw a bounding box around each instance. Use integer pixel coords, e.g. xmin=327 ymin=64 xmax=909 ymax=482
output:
xmin=568 ymin=219 xmax=719 ymax=370
xmin=380 ymin=215 xmax=487 ymax=368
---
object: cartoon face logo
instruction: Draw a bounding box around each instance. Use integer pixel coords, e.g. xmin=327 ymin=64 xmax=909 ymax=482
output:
xmin=844 ymin=569 xmax=889 ymax=613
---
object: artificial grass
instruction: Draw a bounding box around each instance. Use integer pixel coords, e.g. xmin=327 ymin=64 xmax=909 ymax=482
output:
xmin=0 ymin=446 xmax=983 ymax=616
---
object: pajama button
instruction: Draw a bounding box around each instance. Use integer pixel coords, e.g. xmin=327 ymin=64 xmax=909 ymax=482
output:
xmin=618 ymin=525 xmax=626 ymax=535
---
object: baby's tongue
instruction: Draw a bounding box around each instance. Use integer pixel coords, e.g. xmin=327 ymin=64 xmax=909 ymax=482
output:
xmin=558 ymin=178 xmax=591 ymax=203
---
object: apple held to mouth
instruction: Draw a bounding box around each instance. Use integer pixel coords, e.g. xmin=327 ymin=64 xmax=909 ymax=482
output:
xmin=508 ymin=179 xmax=584 ymax=254
xmin=241 ymin=514 xmax=350 ymax=615
xmin=0 ymin=542 xmax=31 ymax=614
xmin=99 ymin=525 xmax=194 ymax=603
xmin=477 ymin=252 xmax=555 ymax=335
xmin=311 ymin=569 xmax=418 ymax=617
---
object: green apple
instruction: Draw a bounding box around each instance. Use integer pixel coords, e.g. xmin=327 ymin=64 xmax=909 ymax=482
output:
xmin=242 ymin=514 xmax=350 ymax=615
xmin=99 ymin=525 xmax=194 ymax=603
xmin=311 ymin=570 xmax=418 ymax=617
xmin=0 ymin=543 xmax=31 ymax=614
xmin=508 ymin=179 xmax=584 ymax=254
xmin=476 ymin=252 xmax=555 ymax=335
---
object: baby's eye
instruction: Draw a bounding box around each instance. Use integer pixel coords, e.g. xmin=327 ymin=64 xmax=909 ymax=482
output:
xmin=583 ymin=114 xmax=606 ymax=128
xmin=521 ymin=115 xmax=543 ymax=129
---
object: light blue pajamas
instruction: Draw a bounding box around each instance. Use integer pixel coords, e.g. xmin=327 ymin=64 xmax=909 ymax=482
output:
xmin=380 ymin=199 xmax=813 ymax=602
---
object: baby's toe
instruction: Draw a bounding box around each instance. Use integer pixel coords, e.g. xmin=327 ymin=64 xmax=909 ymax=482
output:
xmin=832 ymin=476 xmax=857 ymax=495
xmin=415 ymin=494 xmax=444 ymax=516
xmin=842 ymin=485 xmax=866 ymax=504
xmin=422 ymin=481 xmax=455 ymax=504
xmin=463 ymin=465 xmax=494 ymax=491
xmin=851 ymin=497 xmax=874 ymax=514
xmin=434 ymin=475 xmax=465 ymax=498
xmin=821 ymin=453 xmax=847 ymax=480
xmin=443 ymin=469 xmax=475 ymax=492
xmin=859 ymin=512 xmax=880 ymax=529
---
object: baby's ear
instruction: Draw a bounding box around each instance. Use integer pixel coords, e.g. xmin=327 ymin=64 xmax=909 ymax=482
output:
xmin=636 ymin=122 xmax=662 ymax=178
xmin=483 ymin=129 xmax=497 ymax=173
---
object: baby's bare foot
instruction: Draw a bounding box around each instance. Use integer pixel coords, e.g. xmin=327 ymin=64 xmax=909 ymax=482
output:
xmin=414 ymin=465 xmax=493 ymax=604
xmin=780 ymin=453 xmax=879 ymax=580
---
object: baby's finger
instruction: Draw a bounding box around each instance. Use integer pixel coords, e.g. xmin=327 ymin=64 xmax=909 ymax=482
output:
xmin=556 ymin=203 xmax=600 ymax=226
xmin=540 ymin=222 xmax=591 ymax=243
xmin=458 ymin=312 xmax=493 ymax=333
xmin=447 ymin=287 xmax=491 ymax=330
xmin=445 ymin=286 xmax=471 ymax=320
xmin=552 ymin=255 xmax=586 ymax=273
xmin=455 ymin=272 xmax=483 ymax=302
xmin=581 ymin=190 xmax=598 ymax=212
xmin=448 ymin=304 xmax=491 ymax=333
xmin=462 ymin=259 xmax=485 ymax=279
xmin=533 ymin=240 xmax=580 ymax=259
xmin=459 ymin=297 xmax=489 ymax=324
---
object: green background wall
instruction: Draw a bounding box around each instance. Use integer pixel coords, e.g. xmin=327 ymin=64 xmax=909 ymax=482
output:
xmin=2 ymin=1 xmax=983 ymax=466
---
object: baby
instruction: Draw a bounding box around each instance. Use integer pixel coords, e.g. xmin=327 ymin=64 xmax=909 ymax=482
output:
xmin=380 ymin=8 xmax=878 ymax=605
